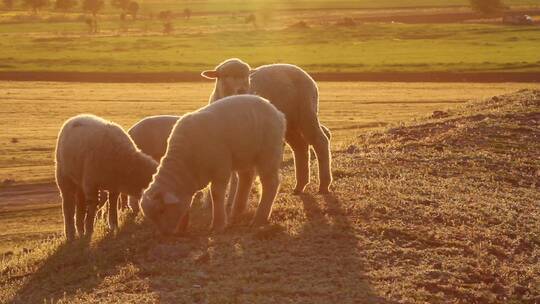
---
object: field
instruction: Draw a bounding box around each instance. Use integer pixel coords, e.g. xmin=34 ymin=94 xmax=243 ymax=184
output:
xmin=1 ymin=22 xmax=540 ymax=74
xmin=3 ymin=0 xmax=540 ymax=14
xmin=1 ymin=82 xmax=539 ymax=303
xmin=1 ymin=0 xmax=540 ymax=75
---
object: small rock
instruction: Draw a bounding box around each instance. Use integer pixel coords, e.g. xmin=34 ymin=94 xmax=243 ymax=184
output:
xmin=253 ymin=224 xmax=285 ymax=240
xmin=147 ymin=244 xmax=190 ymax=260
xmin=346 ymin=145 xmax=359 ymax=154
xmin=1 ymin=179 xmax=15 ymax=187
xmin=195 ymin=251 xmax=210 ymax=264
xmin=432 ymin=111 xmax=449 ymax=119
xmin=336 ymin=17 xmax=356 ymax=27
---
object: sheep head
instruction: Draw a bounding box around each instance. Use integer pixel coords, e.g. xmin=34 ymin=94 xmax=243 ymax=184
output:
xmin=201 ymin=58 xmax=252 ymax=101
xmin=140 ymin=183 xmax=192 ymax=236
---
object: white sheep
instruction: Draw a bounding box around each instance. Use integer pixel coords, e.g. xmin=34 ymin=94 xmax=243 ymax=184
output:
xmin=140 ymin=95 xmax=286 ymax=235
xmin=123 ymin=115 xmax=180 ymax=212
xmin=55 ymin=114 xmax=158 ymax=241
xmin=202 ymin=59 xmax=333 ymax=194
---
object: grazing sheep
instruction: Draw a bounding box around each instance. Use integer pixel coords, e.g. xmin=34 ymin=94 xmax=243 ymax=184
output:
xmin=141 ymin=95 xmax=286 ymax=235
xmin=55 ymin=114 xmax=158 ymax=241
xmin=128 ymin=115 xmax=180 ymax=162
xmin=202 ymin=59 xmax=332 ymax=193
xmin=124 ymin=115 xmax=180 ymax=212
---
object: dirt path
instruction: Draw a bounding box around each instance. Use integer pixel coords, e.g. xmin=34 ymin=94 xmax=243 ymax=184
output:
xmin=0 ymin=183 xmax=59 ymax=211
xmin=1 ymin=71 xmax=539 ymax=83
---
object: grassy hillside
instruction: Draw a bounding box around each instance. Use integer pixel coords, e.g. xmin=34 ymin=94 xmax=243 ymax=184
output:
xmin=1 ymin=89 xmax=538 ymax=303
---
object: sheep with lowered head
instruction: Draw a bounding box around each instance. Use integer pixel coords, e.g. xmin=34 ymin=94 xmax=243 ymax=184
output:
xmin=202 ymin=59 xmax=332 ymax=194
xmin=109 ymin=115 xmax=209 ymax=214
xmin=55 ymin=114 xmax=158 ymax=241
xmin=122 ymin=115 xmax=180 ymax=212
xmin=140 ymin=95 xmax=285 ymax=235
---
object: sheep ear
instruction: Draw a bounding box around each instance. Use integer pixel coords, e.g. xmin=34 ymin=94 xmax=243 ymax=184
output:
xmin=201 ymin=70 xmax=218 ymax=79
xmin=163 ymin=192 xmax=180 ymax=205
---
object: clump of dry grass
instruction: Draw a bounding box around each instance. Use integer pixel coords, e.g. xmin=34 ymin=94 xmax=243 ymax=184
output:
xmin=0 ymin=90 xmax=539 ymax=303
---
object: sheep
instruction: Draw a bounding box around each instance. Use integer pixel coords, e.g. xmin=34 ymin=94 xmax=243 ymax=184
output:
xmin=140 ymin=95 xmax=286 ymax=235
xmin=202 ymin=59 xmax=332 ymax=194
xmin=104 ymin=115 xmax=211 ymax=215
xmin=55 ymin=114 xmax=159 ymax=241
xmin=123 ymin=115 xmax=180 ymax=212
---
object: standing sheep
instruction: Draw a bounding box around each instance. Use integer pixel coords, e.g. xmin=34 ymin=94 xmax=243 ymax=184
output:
xmin=55 ymin=114 xmax=158 ymax=241
xmin=202 ymin=59 xmax=332 ymax=194
xmin=140 ymin=95 xmax=286 ymax=235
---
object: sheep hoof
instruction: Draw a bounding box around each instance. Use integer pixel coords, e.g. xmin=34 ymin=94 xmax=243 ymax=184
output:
xmin=108 ymin=226 xmax=119 ymax=234
xmin=210 ymin=223 xmax=227 ymax=234
xmin=318 ymin=184 xmax=331 ymax=194
xmin=250 ymin=218 xmax=269 ymax=228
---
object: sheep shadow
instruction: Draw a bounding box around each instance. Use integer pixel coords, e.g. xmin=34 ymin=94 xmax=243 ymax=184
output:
xmin=7 ymin=214 xmax=170 ymax=303
xmin=9 ymin=193 xmax=388 ymax=303
xmin=157 ymin=192 xmax=390 ymax=303
xmin=293 ymin=193 xmax=388 ymax=303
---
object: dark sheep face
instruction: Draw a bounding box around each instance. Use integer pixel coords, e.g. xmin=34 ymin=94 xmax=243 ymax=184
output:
xmin=201 ymin=58 xmax=251 ymax=98
xmin=140 ymin=186 xmax=191 ymax=235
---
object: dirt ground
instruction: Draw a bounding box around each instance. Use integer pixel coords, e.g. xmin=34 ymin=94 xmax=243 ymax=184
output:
xmin=0 ymin=89 xmax=538 ymax=303
xmin=1 ymin=71 xmax=539 ymax=83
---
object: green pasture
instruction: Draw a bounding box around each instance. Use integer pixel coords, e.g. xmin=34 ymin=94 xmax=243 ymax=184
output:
xmin=0 ymin=20 xmax=539 ymax=73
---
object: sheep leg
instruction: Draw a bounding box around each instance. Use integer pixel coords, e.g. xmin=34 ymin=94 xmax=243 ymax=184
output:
xmin=58 ymin=176 xmax=77 ymax=242
xmin=119 ymin=193 xmax=128 ymax=210
xmin=286 ymin=130 xmax=310 ymax=194
xmin=83 ymin=189 xmax=99 ymax=238
xmin=96 ymin=190 xmax=107 ymax=219
xmin=127 ymin=195 xmax=140 ymax=215
xmin=301 ymin=116 xmax=332 ymax=194
xmin=108 ymin=191 xmax=119 ymax=231
xmin=230 ymin=168 xmax=255 ymax=223
xmin=75 ymin=189 xmax=86 ymax=237
xmin=251 ymin=169 xmax=280 ymax=227
xmin=210 ymin=178 xmax=229 ymax=233
xmin=225 ymin=172 xmax=239 ymax=211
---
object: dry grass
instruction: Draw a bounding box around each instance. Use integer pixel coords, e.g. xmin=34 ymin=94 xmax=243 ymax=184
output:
xmin=0 ymin=85 xmax=539 ymax=303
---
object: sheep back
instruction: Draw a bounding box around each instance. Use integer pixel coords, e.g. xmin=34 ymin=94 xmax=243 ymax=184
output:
xmin=128 ymin=115 xmax=180 ymax=162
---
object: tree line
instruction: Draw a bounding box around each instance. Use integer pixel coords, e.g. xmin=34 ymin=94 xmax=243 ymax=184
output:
xmin=1 ymin=0 xmax=139 ymax=18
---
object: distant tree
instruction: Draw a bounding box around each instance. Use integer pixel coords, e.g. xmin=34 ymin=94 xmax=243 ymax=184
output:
xmin=82 ymin=0 xmax=103 ymax=32
xmin=110 ymin=0 xmax=127 ymax=10
xmin=126 ymin=1 xmax=138 ymax=19
xmin=82 ymin=0 xmax=103 ymax=17
xmin=469 ymin=0 xmax=506 ymax=15
xmin=84 ymin=16 xmax=95 ymax=33
xmin=55 ymin=0 xmax=77 ymax=11
xmin=23 ymin=0 xmax=49 ymax=13
xmin=158 ymin=10 xmax=173 ymax=34
xmin=163 ymin=21 xmax=173 ymax=34
xmin=111 ymin=0 xmax=137 ymax=19
xmin=245 ymin=13 xmax=256 ymax=27
xmin=2 ymin=0 xmax=15 ymax=10
xmin=183 ymin=8 xmax=191 ymax=20
xmin=157 ymin=10 xmax=172 ymax=20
